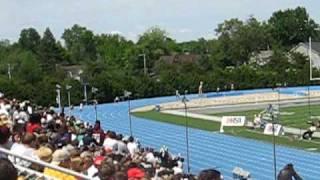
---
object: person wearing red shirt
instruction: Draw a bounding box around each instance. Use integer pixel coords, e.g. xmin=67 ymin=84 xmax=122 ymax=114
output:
xmin=26 ymin=113 xmax=41 ymax=133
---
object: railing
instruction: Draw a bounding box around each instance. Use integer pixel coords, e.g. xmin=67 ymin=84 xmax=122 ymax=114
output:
xmin=0 ymin=147 xmax=91 ymax=180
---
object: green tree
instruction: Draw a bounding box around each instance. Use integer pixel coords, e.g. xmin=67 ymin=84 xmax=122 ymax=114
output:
xmin=214 ymin=17 xmax=271 ymax=67
xmin=62 ymin=24 xmax=97 ymax=63
xmin=18 ymin=28 xmax=41 ymax=53
xmin=268 ymin=7 xmax=320 ymax=47
xmin=17 ymin=51 xmax=42 ymax=84
xmin=95 ymin=34 xmax=134 ymax=68
xmin=39 ymin=28 xmax=64 ymax=71
xmin=137 ymin=27 xmax=177 ymax=73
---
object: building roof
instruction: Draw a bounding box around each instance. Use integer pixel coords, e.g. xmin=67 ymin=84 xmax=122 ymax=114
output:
xmin=301 ymin=42 xmax=320 ymax=54
xmin=56 ymin=64 xmax=83 ymax=73
xmin=159 ymin=54 xmax=201 ymax=64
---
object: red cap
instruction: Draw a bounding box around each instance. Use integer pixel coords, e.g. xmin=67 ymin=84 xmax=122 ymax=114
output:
xmin=94 ymin=156 xmax=105 ymax=166
xmin=127 ymin=168 xmax=145 ymax=179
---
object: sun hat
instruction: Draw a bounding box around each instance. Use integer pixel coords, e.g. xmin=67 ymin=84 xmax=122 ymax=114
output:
xmin=35 ymin=146 xmax=53 ymax=162
xmin=51 ymin=149 xmax=69 ymax=166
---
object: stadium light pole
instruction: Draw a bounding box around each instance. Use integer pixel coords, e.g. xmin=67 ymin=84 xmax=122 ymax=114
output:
xmin=92 ymin=87 xmax=98 ymax=121
xmin=182 ymin=90 xmax=190 ymax=174
xmin=7 ymin=64 xmax=12 ymax=80
xmin=272 ymin=84 xmax=281 ymax=180
xmin=83 ymin=82 xmax=89 ymax=105
xmin=139 ymin=53 xmax=147 ymax=75
xmin=124 ymin=90 xmax=133 ymax=136
xmin=66 ymin=85 xmax=72 ymax=116
xmin=308 ymin=36 xmax=312 ymax=122
xmin=56 ymin=84 xmax=62 ymax=113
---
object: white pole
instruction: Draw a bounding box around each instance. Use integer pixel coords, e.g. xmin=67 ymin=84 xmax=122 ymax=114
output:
xmin=8 ymin=64 xmax=11 ymax=80
xmin=309 ymin=36 xmax=312 ymax=81
xmin=68 ymin=90 xmax=71 ymax=116
xmin=56 ymin=89 xmax=61 ymax=113
xmin=143 ymin=54 xmax=147 ymax=75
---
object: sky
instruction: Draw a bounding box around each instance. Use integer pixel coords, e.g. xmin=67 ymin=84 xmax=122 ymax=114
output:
xmin=0 ymin=0 xmax=319 ymax=42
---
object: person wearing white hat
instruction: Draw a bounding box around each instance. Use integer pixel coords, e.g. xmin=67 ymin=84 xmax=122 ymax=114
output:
xmin=43 ymin=149 xmax=76 ymax=180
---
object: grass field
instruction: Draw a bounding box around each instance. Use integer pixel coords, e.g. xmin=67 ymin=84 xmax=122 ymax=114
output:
xmin=212 ymin=104 xmax=320 ymax=129
xmin=133 ymin=111 xmax=320 ymax=151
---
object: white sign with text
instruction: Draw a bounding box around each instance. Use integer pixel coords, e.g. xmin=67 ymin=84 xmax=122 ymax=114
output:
xmin=220 ymin=116 xmax=246 ymax=133
xmin=263 ymin=123 xmax=283 ymax=136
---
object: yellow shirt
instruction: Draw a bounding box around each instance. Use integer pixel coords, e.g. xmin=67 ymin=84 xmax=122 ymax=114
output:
xmin=43 ymin=167 xmax=77 ymax=180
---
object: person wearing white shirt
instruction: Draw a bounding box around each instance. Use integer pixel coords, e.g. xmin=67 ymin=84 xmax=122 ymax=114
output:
xmin=9 ymin=133 xmax=38 ymax=167
xmin=103 ymin=132 xmax=117 ymax=152
xmin=127 ymin=136 xmax=139 ymax=156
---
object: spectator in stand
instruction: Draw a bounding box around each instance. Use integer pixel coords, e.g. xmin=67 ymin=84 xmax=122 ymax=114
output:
xmin=114 ymin=134 xmax=129 ymax=156
xmin=26 ymin=113 xmax=41 ymax=133
xmin=93 ymin=120 xmax=105 ymax=145
xmin=18 ymin=106 xmax=29 ymax=124
xmin=277 ymin=163 xmax=302 ymax=180
xmin=127 ymin=136 xmax=139 ymax=157
xmin=103 ymin=131 xmax=118 ymax=152
xmin=36 ymin=146 xmax=53 ymax=163
xmin=87 ymin=155 xmax=105 ymax=178
xmin=0 ymin=126 xmax=11 ymax=158
xmin=83 ymin=129 xmax=98 ymax=147
xmin=0 ymin=95 xmax=228 ymax=180
xmin=198 ymin=169 xmax=223 ymax=180
xmin=9 ymin=133 xmax=38 ymax=167
xmin=44 ymin=149 xmax=76 ymax=180
xmin=97 ymin=160 xmax=116 ymax=180
xmin=127 ymin=167 xmax=145 ymax=180
xmin=0 ymin=158 xmax=18 ymax=180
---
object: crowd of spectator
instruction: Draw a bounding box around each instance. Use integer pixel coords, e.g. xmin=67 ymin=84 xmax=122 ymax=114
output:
xmin=0 ymin=96 xmax=224 ymax=180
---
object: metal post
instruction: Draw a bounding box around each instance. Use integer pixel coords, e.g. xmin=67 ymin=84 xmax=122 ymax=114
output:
xmin=66 ymin=85 xmax=72 ymax=116
xmin=56 ymin=84 xmax=61 ymax=113
xmin=92 ymin=87 xmax=98 ymax=121
xmin=182 ymin=90 xmax=190 ymax=173
xmin=309 ymin=37 xmax=312 ymax=81
xmin=272 ymin=119 xmax=277 ymax=180
xmin=272 ymin=86 xmax=280 ymax=180
xmin=308 ymin=85 xmax=311 ymax=122
xmin=57 ymin=89 xmax=61 ymax=110
xmin=143 ymin=54 xmax=147 ymax=75
xmin=139 ymin=54 xmax=147 ymax=75
xmin=124 ymin=90 xmax=133 ymax=136
xmin=84 ymin=84 xmax=88 ymax=104
xmin=94 ymin=101 xmax=98 ymax=121
xmin=68 ymin=91 xmax=71 ymax=115
xmin=8 ymin=64 xmax=11 ymax=80
xmin=128 ymin=97 xmax=132 ymax=136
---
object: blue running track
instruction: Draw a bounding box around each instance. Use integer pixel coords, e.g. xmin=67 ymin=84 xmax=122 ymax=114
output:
xmin=72 ymin=86 xmax=320 ymax=180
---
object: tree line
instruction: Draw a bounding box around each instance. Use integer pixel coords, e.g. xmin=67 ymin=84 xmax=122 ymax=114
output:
xmin=0 ymin=6 xmax=319 ymax=106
